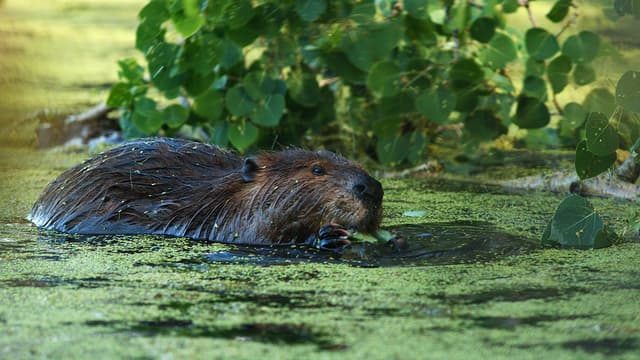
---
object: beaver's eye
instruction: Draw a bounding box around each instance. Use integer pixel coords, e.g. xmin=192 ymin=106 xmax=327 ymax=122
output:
xmin=311 ymin=165 xmax=325 ymax=176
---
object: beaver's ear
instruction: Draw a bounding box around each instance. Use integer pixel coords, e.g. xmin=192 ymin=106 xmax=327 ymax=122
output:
xmin=242 ymin=158 xmax=259 ymax=182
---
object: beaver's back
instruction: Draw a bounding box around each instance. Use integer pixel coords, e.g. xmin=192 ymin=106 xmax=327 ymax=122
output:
xmin=29 ymin=138 xmax=244 ymax=237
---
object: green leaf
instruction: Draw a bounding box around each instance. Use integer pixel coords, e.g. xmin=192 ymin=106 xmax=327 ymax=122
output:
xmin=132 ymin=96 xmax=157 ymax=117
xmin=547 ymin=55 xmax=572 ymax=93
xmin=563 ymin=102 xmax=587 ymax=129
xmin=464 ymin=110 xmax=507 ymax=141
xmin=117 ymin=58 xmax=145 ymax=84
xmin=163 ymin=104 xmax=189 ymax=128
xmin=526 ymin=57 xmax=546 ymax=77
xmin=243 ymin=3 xmax=284 ymax=39
xmin=193 ymin=89 xmax=224 ymax=121
xmin=295 ymin=0 xmax=327 ymax=22
xmin=575 ymin=140 xmax=616 ymax=179
xmin=228 ymin=121 xmax=258 ymax=151
xmin=119 ymin=113 xmax=146 ymax=139
xmin=514 ymin=96 xmax=550 ymax=129
xmin=525 ymin=28 xmax=559 ymax=60
xmin=523 ymin=76 xmax=548 ymax=101
xmin=585 ymin=112 xmax=619 ymax=156
xmin=223 ymin=0 xmax=254 ymax=29
xmin=136 ymin=1 xmax=169 ymax=52
xmin=270 ymin=36 xmax=299 ymax=67
xmin=322 ymin=51 xmax=367 ymax=84
xmin=227 ymin=25 xmax=259 ymax=47
xmin=428 ymin=7 xmax=446 ymax=24
xmin=449 ymin=59 xmax=484 ymax=90
xmin=402 ymin=210 xmax=427 ymax=217
xmin=250 ymin=94 xmax=285 ymax=127
xmin=584 ymin=88 xmax=615 ymax=117
xmin=404 ymin=0 xmax=429 ymax=19
xmin=470 ymin=17 xmax=496 ymax=43
xmin=340 ymin=21 xmax=402 ymax=71
xmin=172 ymin=14 xmax=204 ymax=38
xmin=541 ymin=195 xmax=613 ymax=249
xmin=573 ymin=63 xmax=596 ymax=86
xmin=502 ymin=0 xmax=519 ymax=13
xmin=182 ymin=0 xmax=200 ymax=17
xmin=613 ymin=0 xmax=634 ymax=16
xmin=407 ymin=132 xmax=428 ymax=165
xmin=132 ymin=97 xmax=163 ymax=134
xmin=219 ymin=38 xmax=242 ymax=69
xmin=288 ymin=72 xmax=320 ymax=107
xmin=491 ymin=73 xmax=514 ymax=93
xmin=367 ymin=61 xmax=402 ymax=98
xmin=562 ymin=31 xmax=600 ymax=64
xmin=226 ymin=85 xmax=254 ymax=116
xmin=453 ymin=88 xmax=480 ymax=112
xmin=615 ymin=70 xmax=640 ymax=113
xmin=209 ymin=122 xmax=229 ymax=147
xmin=376 ymin=134 xmax=410 ymax=166
xmin=139 ymin=0 xmax=169 ymax=27
xmin=136 ymin=22 xmax=165 ymax=53
xmin=351 ymin=1 xmax=376 ymax=23
xmin=479 ymin=32 xmax=517 ymax=69
xmin=416 ymin=86 xmax=455 ymax=124
xmin=184 ymin=72 xmax=215 ymax=96
xmin=183 ymin=32 xmax=221 ymax=74
xmin=107 ymin=82 xmax=133 ymax=108
xmin=372 ymin=116 xmax=402 ymax=136
xmin=244 ymin=71 xmax=276 ymax=101
xmin=378 ymin=92 xmax=416 ymax=120
xmin=546 ymin=0 xmax=572 ymax=22
xmin=146 ymin=41 xmax=182 ymax=93
xmin=405 ymin=16 xmax=437 ymax=47
xmin=447 ymin=1 xmax=471 ymax=32
xmin=478 ymin=93 xmax=515 ymax=122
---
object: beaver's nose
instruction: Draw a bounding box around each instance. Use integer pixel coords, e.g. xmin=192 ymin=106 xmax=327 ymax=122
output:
xmin=353 ymin=176 xmax=384 ymax=204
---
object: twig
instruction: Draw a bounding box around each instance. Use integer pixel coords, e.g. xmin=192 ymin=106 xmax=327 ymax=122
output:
xmin=468 ymin=1 xmax=484 ymax=10
xmin=63 ymin=103 xmax=111 ymax=126
xmin=444 ymin=4 xmax=460 ymax=61
xmin=615 ymin=152 xmax=640 ymax=183
xmin=556 ymin=3 xmax=579 ymax=37
xmin=379 ymin=161 xmax=442 ymax=179
xmin=552 ymin=94 xmax=564 ymax=116
xmin=520 ymin=0 xmax=538 ymax=27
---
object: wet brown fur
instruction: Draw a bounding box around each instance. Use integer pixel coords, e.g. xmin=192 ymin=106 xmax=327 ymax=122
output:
xmin=29 ymin=138 xmax=383 ymax=245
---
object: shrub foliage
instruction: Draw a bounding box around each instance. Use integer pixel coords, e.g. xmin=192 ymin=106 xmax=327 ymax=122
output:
xmin=108 ymin=0 xmax=638 ymax=171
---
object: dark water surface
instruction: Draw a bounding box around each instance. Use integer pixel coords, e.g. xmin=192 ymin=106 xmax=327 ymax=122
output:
xmin=203 ymin=221 xmax=537 ymax=267
xmin=2 ymin=220 xmax=537 ymax=268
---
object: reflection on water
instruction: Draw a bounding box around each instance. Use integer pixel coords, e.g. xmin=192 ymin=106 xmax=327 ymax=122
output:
xmin=1 ymin=220 xmax=537 ymax=268
xmin=203 ymin=221 xmax=537 ymax=267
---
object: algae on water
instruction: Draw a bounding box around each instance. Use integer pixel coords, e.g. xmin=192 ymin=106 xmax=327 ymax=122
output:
xmin=2 ymin=146 xmax=640 ymax=359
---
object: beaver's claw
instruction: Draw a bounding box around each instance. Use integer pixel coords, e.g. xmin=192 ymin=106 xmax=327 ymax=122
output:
xmin=312 ymin=224 xmax=352 ymax=252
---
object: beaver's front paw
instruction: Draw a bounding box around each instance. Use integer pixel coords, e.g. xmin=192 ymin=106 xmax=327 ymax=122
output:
xmin=311 ymin=223 xmax=352 ymax=252
xmin=387 ymin=234 xmax=409 ymax=251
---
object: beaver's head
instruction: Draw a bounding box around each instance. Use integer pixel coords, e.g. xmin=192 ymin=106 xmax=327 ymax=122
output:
xmin=241 ymin=149 xmax=383 ymax=235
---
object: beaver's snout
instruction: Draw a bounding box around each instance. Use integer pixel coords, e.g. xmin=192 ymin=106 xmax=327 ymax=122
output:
xmin=353 ymin=175 xmax=384 ymax=205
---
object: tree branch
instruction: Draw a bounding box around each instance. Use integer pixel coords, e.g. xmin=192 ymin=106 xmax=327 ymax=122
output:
xmin=520 ymin=0 xmax=538 ymax=27
xmin=556 ymin=4 xmax=579 ymax=38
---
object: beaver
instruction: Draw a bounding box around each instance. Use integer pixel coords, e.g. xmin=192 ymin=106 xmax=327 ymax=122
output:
xmin=28 ymin=138 xmax=384 ymax=250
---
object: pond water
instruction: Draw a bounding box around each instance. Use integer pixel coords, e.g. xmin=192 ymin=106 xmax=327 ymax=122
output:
xmin=2 ymin=149 xmax=639 ymax=358
xmin=3 ymin=220 xmax=537 ymax=268
xmin=201 ymin=221 xmax=537 ymax=267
